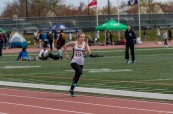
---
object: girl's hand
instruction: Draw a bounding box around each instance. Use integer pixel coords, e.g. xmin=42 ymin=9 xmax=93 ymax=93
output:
xmin=65 ymin=54 xmax=70 ymax=60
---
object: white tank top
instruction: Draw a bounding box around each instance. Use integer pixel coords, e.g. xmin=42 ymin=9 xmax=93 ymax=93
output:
xmin=71 ymin=41 xmax=86 ymax=65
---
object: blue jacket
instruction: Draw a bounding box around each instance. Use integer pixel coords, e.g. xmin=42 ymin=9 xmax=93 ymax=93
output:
xmin=16 ymin=50 xmax=29 ymax=61
xmin=125 ymin=29 xmax=136 ymax=45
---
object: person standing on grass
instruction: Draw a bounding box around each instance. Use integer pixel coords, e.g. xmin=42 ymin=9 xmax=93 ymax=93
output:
xmin=125 ymin=24 xmax=136 ymax=64
xmin=57 ymin=29 xmax=66 ymax=60
xmin=162 ymin=30 xmax=168 ymax=47
xmin=143 ymin=29 xmax=147 ymax=42
xmin=0 ymin=34 xmax=3 ymax=58
xmin=156 ymin=27 xmax=161 ymax=43
xmin=64 ymin=32 xmax=91 ymax=97
xmin=168 ymin=28 xmax=172 ymax=42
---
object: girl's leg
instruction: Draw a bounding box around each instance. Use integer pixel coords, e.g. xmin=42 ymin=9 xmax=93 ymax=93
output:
xmin=70 ymin=63 xmax=83 ymax=91
xmin=130 ymin=44 xmax=135 ymax=62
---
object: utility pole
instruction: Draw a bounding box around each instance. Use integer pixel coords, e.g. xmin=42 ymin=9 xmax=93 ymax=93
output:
xmin=36 ymin=0 xmax=40 ymax=17
xmin=149 ymin=0 xmax=152 ymax=28
xmin=88 ymin=0 xmax=90 ymax=15
xmin=26 ymin=0 xmax=28 ymax=17
xmin=108 ymin=0 xmax=110 ymax=20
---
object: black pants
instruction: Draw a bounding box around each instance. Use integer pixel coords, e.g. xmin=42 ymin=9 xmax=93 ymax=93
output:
xmin=49 ymin=53 xmax=60 ymax=60
xmin=169 ymin=35 xmax=172 ymax=41
xmin=125 ymin=44 xmax=135 ymax=61
xmin=70 ymin=63 xmax=83 ymax=90
xmin=49 ymin=41 xmax=53 ymax=51
xmin=57 ymin=39 xmax=65 ymax=49
xmin=164 ymin=39 xmax=168 ymax=46
xmin=0 ymin=47 xmax=2 ymax=57
xmin=40 ymin=53 xmax=60 ymax=60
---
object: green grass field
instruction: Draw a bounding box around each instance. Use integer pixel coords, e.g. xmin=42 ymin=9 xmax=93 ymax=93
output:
xmin=0 ymin=47 xmax=173 ymax=95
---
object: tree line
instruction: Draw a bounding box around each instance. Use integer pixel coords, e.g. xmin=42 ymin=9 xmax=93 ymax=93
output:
xmin=1 ymin=0 xmax=173 ymax=18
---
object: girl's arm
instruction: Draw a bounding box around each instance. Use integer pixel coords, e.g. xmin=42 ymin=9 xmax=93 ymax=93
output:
xmin=86 ymin=42 xmax=91 ymax=55
xmin=64 ymin=41 xmax=75 ymax=60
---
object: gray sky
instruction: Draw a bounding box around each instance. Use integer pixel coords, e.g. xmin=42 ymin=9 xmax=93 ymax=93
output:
xmin=0 ymin=0 xmax=164 ymax=14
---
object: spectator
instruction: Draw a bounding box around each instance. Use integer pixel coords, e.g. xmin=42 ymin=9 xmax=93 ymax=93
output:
xmin=156 ymin=27 xmax=161 ymax=43
xmin=110 ymin=32 xmax=113 ymax=45
xmin=125 ymin=24 xmax=136 ymax=64
xmin=16 ymin=47 xmax=37 ymax=61
xmin=39 ymin=45 xmax=49 ymax=60
xmin=0 ymin=34 xmax=3 ymax=58
xmin=39 ymin=45 xmax=60 ymax=60
xmin=162 ymin=30 xmax=168 ymax=47
xmin=47 ymin=32 xmax=54 ymax=51
xmin=39 ymin=31 xmax=43 ymax=48
xmin=57 ymin=29 xmax=66 ymax=60
xmin=88 ymin=34 xmax=94 ymax=46
xmin=68 ymin=33 xmax=72 ymax=42
xmin=42 ymin=32 xmax=48 ymax=47
xmin=143 ymin=30 xmax=147 ymax=42
xmin=168 ymin=28 xmax=172 ymax=42
xmin=33 ymin=31 xmax=39 ymax=47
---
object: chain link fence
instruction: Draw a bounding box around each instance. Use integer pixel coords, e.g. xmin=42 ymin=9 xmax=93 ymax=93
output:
xmin=0 ymin=13 xmax=173 ymax=33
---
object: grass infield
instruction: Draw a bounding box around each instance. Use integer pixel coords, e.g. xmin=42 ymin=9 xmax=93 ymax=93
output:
xmin=0 ymin=47 xmax=173 ymax=94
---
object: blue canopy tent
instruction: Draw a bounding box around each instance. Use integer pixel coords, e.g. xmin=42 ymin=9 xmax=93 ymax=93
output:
xmin=49 ymin=23 xmax=76 ymax=33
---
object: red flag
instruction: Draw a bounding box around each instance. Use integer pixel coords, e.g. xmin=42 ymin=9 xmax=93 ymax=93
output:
xmin=88 ymin=0 xmax=97 ymax=7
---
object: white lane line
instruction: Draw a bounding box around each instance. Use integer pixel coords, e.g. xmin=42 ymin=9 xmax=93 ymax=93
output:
xmin=0 ymin=101 xmax=93 ymax=114
xmin=0 ymin=94 xmax=173 ymax=114
xmin=0 ymin=112 xmax=9 ymax=114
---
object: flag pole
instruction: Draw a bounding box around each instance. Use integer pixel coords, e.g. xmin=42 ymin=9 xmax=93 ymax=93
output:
xmin=138 ymin=0 xmax=141 ymax=38
xmin=117 ymin=0 xmax=120 ymax=40
xmin=96 ymin=6 xmax=98 ymax=27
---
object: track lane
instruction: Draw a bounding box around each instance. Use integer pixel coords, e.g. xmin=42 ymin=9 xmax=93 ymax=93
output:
xmin=0 ymin=88 xmax=173 ymax=114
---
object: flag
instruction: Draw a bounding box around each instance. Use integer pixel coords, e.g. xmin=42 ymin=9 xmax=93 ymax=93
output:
xmin=128 ymin=0 xmax=138 ymax=5
xmin=88 ymin=0 xmax=97 ymax=7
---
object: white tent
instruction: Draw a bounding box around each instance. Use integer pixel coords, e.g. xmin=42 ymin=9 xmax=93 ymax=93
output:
xmin=9 ymin=32 xmax=27 ymax=48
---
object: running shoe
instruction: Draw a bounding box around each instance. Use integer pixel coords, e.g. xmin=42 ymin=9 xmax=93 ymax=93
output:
xmin=69 ymin=90 xmax=75 ymax=97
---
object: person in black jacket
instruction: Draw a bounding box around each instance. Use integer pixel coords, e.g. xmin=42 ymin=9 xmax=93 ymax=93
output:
xmin=57 ymin=29 xmax=66 ymax=60
xmin=125 ymin=24 xmax=136 ymax=64
xmin=168 ymin=28 xmax=172 ymax=42
xmin=0 ymin=34 xmax=3 ymax=58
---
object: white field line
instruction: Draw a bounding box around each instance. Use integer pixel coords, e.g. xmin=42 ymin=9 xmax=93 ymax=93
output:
xmin=92 ymin=47 xmax=173 ymax=53
xmin=65 ymin=69 xmax=132 ymax=73
xmin=2 ymin=53 xmax=173 ymax=60
xmin=0 ymin=94 xmax=173 ymax=114
xmin=0 ymin=101 xmax=93 ymax=114
xmin=140 ymin=78 xmax=173 ymax=82
xmin=3 ymin=47 xmax=173 ymax=57
xmin=1 ymin=71 xmax=67 ymax=75
xmin=0 ymin=66 xmax=41 ymax=69
xmin=0 ymin=53 xmax=173 ymax=65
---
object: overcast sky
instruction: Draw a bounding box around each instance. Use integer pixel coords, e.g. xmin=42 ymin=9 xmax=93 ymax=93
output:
xmin=0 ymin=0 xmax=165 ymax=14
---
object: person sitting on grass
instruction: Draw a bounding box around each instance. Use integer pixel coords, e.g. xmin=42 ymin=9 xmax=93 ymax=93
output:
xmin=16 ymin=47 xmax=37 ymax=61
xmin=38 ymin=45 xmax=49 ymax=60
xmin=39 ymin=45 xmax=60 ymax=60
